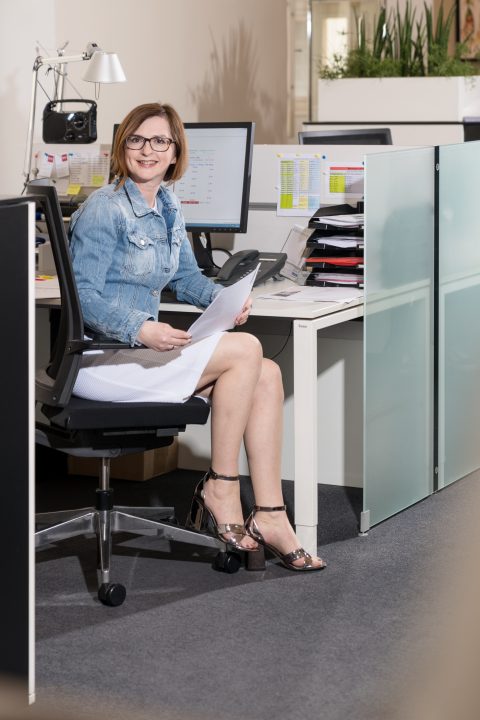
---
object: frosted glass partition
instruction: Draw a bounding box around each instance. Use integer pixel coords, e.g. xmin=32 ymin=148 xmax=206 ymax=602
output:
xmin=438 ymin=141 xmax=480 ymax=488
xmin=363 ymin=148 xmax=434 ymax=529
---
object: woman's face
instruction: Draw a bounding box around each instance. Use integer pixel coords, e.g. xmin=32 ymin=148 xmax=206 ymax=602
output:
xmin=125 ymin=115 xmax=176 ymax=188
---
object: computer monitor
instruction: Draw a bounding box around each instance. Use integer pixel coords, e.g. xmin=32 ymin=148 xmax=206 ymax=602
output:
xmin=174 ymin=122 xmax=255 ymax=274
xmin=298 ymin=127 xmax=393 ymax=145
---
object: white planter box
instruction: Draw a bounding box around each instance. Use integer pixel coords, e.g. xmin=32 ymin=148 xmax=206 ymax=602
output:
xmin=317 ymin=77 xmax=480 ymax=123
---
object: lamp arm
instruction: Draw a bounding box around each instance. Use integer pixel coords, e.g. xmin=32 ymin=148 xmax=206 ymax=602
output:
xmin=23 ymin=63 xmax=41 ymax=184
xmin=33 ymin=52 xmax=91 ymax=70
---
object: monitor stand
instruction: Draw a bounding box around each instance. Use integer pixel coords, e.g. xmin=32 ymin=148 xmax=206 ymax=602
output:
xmin=190 ymin=232 xmax=219 ymax=277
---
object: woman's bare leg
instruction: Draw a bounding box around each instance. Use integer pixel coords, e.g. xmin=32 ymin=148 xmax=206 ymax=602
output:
xmin=243 ymin=359 xmax=325 ymax=568
xmin=194 ymin=332 xmax=263 ymax=548
xmin=195 ymin=332 xmax=324 ymax=566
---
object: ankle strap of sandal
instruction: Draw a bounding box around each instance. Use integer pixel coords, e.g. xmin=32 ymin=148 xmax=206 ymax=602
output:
xmin=209 ymin=467 xmax=239 ymax=481
xmin=254 ymin=504 xmax=287 ymax=512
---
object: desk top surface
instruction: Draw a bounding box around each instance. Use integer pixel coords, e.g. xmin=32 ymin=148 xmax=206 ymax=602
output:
xmin=37 ymin=279 xmax=364 ymax=321
xmin=160 ymin=279 xmax=364 ymax=321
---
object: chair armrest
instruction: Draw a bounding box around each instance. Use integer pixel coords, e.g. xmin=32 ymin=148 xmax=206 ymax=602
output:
xmin=83 ymin=327 xmax=131 ymax=352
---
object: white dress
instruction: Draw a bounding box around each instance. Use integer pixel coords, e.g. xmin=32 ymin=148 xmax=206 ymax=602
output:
xmin=72 ymin=332 xmax=223 ymax=403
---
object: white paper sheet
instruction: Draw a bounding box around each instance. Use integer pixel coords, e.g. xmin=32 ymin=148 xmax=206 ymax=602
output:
xmin=256 ymin=286 xmax=363 ymax=303
xmin=35 ymin=274 xmax=60 ymax=299
xmin=309 ymin=235 xmax=363 ymax=248
xmin=311 ymin=213 xmax=364 ymax=227
xmin=188 ymin=266 xmax=259 ymax=342
xmin=276 ymin=154 xmax=322 ymax=216
xmin=322 ymin=162 xmax=364 ymax=204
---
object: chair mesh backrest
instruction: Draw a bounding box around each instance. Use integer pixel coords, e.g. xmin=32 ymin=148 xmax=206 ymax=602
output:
xmin=28 ymin=185 xmax=85 ymax=407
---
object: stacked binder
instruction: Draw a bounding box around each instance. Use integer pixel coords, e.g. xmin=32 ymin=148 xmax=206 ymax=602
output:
xmin=303 ymin=204 xmax=364 ymax=288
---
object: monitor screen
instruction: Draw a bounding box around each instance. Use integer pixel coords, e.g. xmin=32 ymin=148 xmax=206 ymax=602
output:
xmin=174 ymin=122 xmax=254 ymax=233
xmin=299 ymin=128 xmax=392 ymax=145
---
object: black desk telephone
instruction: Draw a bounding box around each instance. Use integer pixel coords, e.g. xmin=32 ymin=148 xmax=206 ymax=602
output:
xmin=215 ymin=250 xmax=287 ymax=286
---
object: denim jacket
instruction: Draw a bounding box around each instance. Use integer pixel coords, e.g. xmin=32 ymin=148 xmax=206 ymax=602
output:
xmin=69 ymin=178 xmax=220 ymax=346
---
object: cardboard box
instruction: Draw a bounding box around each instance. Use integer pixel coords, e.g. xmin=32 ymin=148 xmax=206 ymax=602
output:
xmin=68 ymin=440 xmax=178 ymax=481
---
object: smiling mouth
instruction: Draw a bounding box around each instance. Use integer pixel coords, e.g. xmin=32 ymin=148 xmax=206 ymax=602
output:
xmin=137 ymin=160 xmax=157 ymax=167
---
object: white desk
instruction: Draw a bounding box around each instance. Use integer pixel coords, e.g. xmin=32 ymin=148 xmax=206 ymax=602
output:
xmin=159 ymin=279 xmax=364 ymax=555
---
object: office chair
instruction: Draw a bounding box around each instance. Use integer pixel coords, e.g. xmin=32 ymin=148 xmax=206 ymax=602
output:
xmin=30 ymin=184 xmax=239 ymax=606
xmin=298 ymin=127 xmax=393 ymax=145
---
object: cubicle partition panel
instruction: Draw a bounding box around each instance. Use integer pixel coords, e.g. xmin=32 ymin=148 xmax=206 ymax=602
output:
xmin=0 ymin=198 xmax=35 ymax=701
xmin=438 ymin=141 xmax=480 ymax=488
xmin=362 ymin=148 xmax=435 ymax=530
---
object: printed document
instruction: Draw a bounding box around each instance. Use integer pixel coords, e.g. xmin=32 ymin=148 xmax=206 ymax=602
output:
xmin=257 ymin=286 xmax=363 ymax=303
xmin=277 ymin=154 xmax=322 ymax=216
xmin=188 ymin=266 xmax=259 ymax=342
xmin=322 ymin=162 xmax=364 ymax=203
xmin=312 ymin=213 xmax=364 ymax=228
xmin=309 ymin=235 xmax=363 ymax=249
xmin=35 ymin=274 xmax=60 ymax=299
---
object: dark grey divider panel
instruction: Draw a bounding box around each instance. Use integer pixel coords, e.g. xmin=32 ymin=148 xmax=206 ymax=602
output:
xmin=0 ymin=198 xmax=34 ymax=699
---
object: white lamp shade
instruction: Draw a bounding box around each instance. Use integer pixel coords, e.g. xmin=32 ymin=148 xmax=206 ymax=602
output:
xmin=83 ymin=51 xmax=126 ymax=83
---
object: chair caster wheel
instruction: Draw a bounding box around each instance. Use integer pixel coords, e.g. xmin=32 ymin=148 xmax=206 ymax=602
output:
xmin=213 ymin=551 xmax=241 ymax=574
xmin=98 ymin=582 xmax=126 ymax=606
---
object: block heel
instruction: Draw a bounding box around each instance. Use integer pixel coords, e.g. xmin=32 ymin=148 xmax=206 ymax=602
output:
xmin=245 ymin=545 xmax=266 ymax=571
xmin=245 ymin=505 xmax=326 ymax=572
xmin=185 ymin=468 xmax=259 ymax=553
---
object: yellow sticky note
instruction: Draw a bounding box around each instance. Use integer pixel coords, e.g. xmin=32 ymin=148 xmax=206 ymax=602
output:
xmin=91 ymin=175 xmax=104 ymax=187
xmin=67 ymin=184 xmax=82 ymax=195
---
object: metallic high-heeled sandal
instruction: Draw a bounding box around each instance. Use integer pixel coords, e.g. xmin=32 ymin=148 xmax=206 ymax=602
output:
xmin=245 ymin=505 xmax=326 ymax=571
xmin=185 ymin=468 xmax=258 ymax=552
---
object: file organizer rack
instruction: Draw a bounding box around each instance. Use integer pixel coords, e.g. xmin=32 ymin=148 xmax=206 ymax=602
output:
xmin=303 ymin=203 xmax=364 ymax=289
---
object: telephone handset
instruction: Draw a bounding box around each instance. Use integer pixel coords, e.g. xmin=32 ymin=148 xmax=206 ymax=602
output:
xmin=216 ymin=250 xmax=260 ymax=283
xmin=215 ymin=249 xmax=287 ymax=287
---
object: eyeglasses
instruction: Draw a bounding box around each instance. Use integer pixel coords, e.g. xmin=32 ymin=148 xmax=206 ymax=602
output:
xmin=125 ymin=135 xmax=175 ymax=152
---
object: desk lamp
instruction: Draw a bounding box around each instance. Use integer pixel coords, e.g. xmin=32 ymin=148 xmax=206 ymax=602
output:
xmin=23 ymin=42 xmax=126 ymax=186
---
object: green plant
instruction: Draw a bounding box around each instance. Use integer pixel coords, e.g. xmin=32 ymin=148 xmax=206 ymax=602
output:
xmin=318 ymin=1 xmax=478 ymax=79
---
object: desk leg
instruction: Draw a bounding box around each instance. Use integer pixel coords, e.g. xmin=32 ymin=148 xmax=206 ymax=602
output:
xmin=293 ymin=320 xmax=318 ymax=555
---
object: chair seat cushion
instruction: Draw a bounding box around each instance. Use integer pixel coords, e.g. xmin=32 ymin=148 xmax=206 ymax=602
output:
xmin=42 ymin=395 xmax=210 ymax=431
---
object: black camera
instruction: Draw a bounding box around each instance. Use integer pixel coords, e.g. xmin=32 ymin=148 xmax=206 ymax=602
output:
xmin=42 ymin=100 xmax=97 ymax=143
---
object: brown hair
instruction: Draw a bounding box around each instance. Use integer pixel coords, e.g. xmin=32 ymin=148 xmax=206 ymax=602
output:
xmin=111 ymin=102 xmax=188 ymax=188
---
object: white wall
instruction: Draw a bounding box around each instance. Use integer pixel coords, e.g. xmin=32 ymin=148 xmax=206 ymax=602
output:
xmin=0 ymin=1 xmax=56 ymax=196
xmin=1 ymin=0 xmax=288 ymax=196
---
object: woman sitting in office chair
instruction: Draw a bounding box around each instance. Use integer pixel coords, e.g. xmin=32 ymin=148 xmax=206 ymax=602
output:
xmin=69 ymin=102 xmax=325 ymax=572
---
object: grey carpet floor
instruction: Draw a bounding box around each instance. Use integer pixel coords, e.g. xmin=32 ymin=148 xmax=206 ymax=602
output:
xmin=33 ymin=466 xmax=480 ymax=720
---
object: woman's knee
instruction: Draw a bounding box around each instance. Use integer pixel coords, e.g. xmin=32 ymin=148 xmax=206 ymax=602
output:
xmin=220 ymin=332 xmax=263 ymax=366
xmin=259 ymin=358 xmax=284 ymax=401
